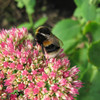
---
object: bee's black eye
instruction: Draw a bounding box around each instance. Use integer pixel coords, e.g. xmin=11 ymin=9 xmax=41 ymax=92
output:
xmin=39 ymin=27 xmax=51 ymax=35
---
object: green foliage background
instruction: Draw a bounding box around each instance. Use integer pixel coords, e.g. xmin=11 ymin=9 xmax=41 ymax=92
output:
xmin=52 ymin=0 xmax=100 ymax=100
xmin=9 ymin=0 xmax=100 ymax=99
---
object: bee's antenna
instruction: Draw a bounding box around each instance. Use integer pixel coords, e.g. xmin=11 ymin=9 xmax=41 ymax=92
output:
xmin=33 ymin=38 xmax=37 ymax=46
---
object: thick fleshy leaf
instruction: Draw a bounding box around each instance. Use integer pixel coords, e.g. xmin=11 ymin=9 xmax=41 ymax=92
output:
xmin=83 ymin=21 xmax=100 ymax=41
xmin=87 ymin=69 xmax=100 ymax=100
xmin=15 ymin=0 xmax=24 ymax=8
xmin=34 ymin=17 xmax=48 ymax=28
xmin=69 ymin=46 xmax=88 ymax=78
xmin=63 ymin=39 xmax=77 ymax=52
xmin=74 ymin=8 xmax=82 ymax=18
xmin=95 ymin=8 xmax=100 ymax=23
xmin=17 ymin=22 xmax=32 ymax=30
xmin=52 ymin=19 xmax=81 ymax=41
xmin=15 ymin=0 xmax=36 ymax=14
xmin=88 ymin=40 xmax=100 ymax=67
xmin=74 ymin=0 xmax=86 ymax=7
xmin=78 ymin=65 xmax=100 ymax=100
xmin=81 ymin=2 xmax=96 ymax=21
xmin=22 ymin=0 xmax=36 ymax=14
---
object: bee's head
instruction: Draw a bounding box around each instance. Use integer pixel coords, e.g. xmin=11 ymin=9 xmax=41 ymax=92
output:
xmin=35 ymin=26 xmax=51 ymax=44
xmin=35 ymin=26 xmax=51 ymax=35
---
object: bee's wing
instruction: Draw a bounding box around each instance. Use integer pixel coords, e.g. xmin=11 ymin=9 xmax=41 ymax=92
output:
xmin=49 ymin=34 xmax=63 ymax=47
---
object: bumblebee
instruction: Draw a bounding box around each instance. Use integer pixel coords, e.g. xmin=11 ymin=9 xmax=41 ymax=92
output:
xmin=34 ymin=26 xmax=63 ymax=59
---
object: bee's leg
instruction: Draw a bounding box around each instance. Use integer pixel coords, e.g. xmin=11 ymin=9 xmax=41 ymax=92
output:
xmin=41 ymin=44 xmax=46 ymax=60
xmin=33 ymin=38 xmax=36 ymax=46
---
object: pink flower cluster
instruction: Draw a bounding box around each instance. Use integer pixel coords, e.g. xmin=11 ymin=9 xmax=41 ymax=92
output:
xmin=0 ymin=28 xmax=82 ymax=100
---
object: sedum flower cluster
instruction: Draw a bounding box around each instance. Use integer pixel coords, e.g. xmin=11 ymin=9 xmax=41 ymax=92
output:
xmin=0 ymin=28 xmax=82 ymax=100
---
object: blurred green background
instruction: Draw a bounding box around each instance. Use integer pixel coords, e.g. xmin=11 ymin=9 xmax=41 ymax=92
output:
xmin=0 ymin=0 xmax=100 ymax=100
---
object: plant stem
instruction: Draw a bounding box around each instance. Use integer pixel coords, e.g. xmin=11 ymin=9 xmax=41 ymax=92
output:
xmin=28 ymin=14 xmax=35 ymax=33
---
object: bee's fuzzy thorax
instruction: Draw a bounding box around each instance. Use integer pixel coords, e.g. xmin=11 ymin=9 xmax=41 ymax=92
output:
xmin=34 ymin=26 xmax=62 ymax=59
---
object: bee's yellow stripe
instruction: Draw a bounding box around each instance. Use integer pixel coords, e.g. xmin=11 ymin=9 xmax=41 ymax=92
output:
xmin=35 ymin=26 xmax=45 ymax=34
xmin=43 ymin=40 xmax=52 ymax=46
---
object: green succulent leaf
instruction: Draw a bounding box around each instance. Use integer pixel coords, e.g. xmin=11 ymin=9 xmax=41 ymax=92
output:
xmin=15 ymin=0 xmax=36 ymax=14
xmin=24 ymin=0 xmax=36 ymax=14
xmin=15 ymin=0 xmax=24 ymax=8
xmin=69 ymin=46 xmax=88 ymax=79
xmin=83 ymin=21 xmax=100 ymax=41
xmin=81 ymin=2 xmax=96 ymax=21
xmin=52 ymin=19 xmax=81 ymax=41
xmin=74 ymin=0 xmax=86 ymax=7
xmin=74 ymin=8 xmax=82 ymax=18
xmin=74 ymin=0 xmax=96 ymax=22
xmin=88 ymin=40 xmax=100 ymax=67
xmin=17 ymin=22 xmax=32 ymax=30
xmin=95 ymin=8 xmax=100 ymax=23
xmin=34 ymin=17 xmax=48 ymax=28
xmin=63 ymin=39 xmax=77 ymax=52
xmin=78 ymin=64 xmax=100 ymax=100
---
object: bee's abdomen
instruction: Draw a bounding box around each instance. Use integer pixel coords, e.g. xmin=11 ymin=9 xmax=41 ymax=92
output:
xmin=45 ymin=44 xmax=60 ymax=53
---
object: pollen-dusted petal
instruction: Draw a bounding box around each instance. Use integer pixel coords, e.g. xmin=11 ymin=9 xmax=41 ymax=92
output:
xmin=18 ymin=83 xmax=25 ymax=91
xmin=33 ymin=87 xmax=40 ymax=95
xmin=17 ymin=64 xmax=23 ymax=70
xmin=9 ymin=63 xmax=15 ymax=68
xmin=50 ymin=84 xmax=59 ymax=92
xmin=42 ymin=72 xmax=49 ymax=81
